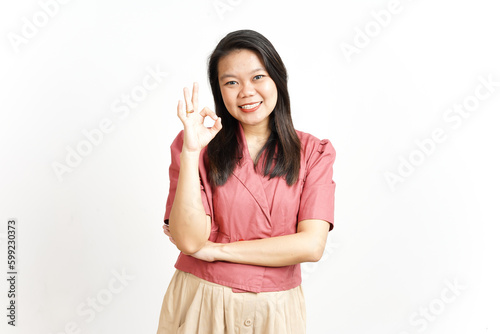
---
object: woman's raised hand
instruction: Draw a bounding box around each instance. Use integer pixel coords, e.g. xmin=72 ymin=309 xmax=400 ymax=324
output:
xmin=177 ymin=82 xmax=222 ymax=152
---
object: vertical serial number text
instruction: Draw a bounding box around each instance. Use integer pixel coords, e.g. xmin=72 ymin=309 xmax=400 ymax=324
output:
xmin=7 ymin=218 xmax=17 ymax=326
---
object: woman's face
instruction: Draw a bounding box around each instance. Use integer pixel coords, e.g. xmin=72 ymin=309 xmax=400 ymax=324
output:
xmin=217 ymin=49 xmax=278 ymax=131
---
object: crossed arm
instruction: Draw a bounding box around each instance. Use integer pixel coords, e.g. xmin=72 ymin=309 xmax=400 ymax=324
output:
xmin=165 ymin=217 xmax=330 ymax=267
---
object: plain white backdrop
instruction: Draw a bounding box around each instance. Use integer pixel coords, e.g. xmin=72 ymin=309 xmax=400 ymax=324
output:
xmin=1 ymin=0 xmax=499 ymax=333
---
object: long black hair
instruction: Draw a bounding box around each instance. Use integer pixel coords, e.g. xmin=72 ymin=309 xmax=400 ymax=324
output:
xmin=207 ymin=29 xmax=301 ymax=186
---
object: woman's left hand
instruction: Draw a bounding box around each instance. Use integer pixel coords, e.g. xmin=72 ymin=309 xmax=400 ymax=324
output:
xmin=163 ymin=224 xmax=176 ymax=245
xmin=190 ymin=241 xmax=220 ymax=262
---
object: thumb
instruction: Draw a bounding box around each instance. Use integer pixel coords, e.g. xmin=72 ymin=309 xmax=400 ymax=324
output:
xmin=209 ymin=117 xmax=223 ymax=136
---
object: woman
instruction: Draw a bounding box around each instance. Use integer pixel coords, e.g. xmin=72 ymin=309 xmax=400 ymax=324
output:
xmin=157 ymin=29 xmax=336 ymax=333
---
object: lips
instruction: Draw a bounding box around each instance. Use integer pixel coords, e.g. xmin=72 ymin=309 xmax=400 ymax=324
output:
xmin=239 ymin=101 xmax=262 ymax=112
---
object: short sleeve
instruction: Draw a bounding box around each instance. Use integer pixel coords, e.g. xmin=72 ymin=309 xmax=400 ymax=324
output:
xmin=297 ymin=139 xmax=336 ymax=231
xmin=163 ymin=130 xmax=211 ymax=225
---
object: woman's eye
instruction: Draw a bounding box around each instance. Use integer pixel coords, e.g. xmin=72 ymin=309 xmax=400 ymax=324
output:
xmin=254 ymin=75 xmax=264 ymax=80
xmin=225 ymin=81 xmax=237 ymax=86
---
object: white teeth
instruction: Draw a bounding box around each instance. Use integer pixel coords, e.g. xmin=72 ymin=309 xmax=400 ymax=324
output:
xmin=240 ymin=102 xmax=260 ymax=109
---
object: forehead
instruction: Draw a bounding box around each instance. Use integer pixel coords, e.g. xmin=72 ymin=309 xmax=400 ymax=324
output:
xmin=218 ymin=49 xmax=266 ymax=77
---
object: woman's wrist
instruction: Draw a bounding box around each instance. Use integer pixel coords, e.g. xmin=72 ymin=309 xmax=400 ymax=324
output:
xmin=180 ymin=147 xmax=201 ymax=162
xmin=180 ymin=146 xmax=202 ymax=158
xmin=214 ymin=242 xmax=226 ymax=262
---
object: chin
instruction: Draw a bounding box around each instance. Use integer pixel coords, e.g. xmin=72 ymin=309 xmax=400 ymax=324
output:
xmin=240 ymin=115 xmax=269 ymax=126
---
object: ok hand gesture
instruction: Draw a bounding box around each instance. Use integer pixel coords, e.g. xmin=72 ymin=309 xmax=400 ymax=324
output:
xmin=177 ymin=82 xmax=222 ymax=153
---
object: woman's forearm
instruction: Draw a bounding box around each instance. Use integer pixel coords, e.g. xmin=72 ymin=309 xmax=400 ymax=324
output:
xmin=169 ymin=149 xmax=210 ymax=255
xmin=213 ymin=220 xmax=330 ymax=267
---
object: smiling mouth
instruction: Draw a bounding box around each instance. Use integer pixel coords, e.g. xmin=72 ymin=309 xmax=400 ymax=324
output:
xmin=239 ymin=101 xmax=262 ymax=110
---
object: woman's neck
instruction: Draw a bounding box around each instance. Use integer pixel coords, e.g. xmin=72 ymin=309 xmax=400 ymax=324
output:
xmin=240 ymin=122 xmax=271 ymax=163
xmin=241 ymin=122 xmax=271 ymax=144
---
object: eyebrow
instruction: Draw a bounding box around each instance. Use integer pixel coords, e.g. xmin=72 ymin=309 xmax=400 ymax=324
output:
xmin=219 ymin=67 xmax=266 ymax=81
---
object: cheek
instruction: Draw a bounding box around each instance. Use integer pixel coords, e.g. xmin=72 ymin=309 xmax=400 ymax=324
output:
xmin=220 ymin=91 xmax=239 ymax=118
xmin=263 ymin=83 xmax=278 ymax=105
xmin=221 ymin=89 xmax=236 ymax=106
xmin=219 ymin=91 xmax=231 ymax=111
xmin=262 ymin=81 xmax=278 ymax=98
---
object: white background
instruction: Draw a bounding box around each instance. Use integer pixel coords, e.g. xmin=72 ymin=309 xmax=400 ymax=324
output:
xmin=1 ymin=0 xmax=499 ymax=333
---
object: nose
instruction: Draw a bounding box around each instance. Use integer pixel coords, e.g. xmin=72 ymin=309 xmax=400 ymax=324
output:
xmin=238 ymin=80 xmax=256 ymax=98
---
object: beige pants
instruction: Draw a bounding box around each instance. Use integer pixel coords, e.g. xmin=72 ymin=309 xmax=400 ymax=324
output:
xmin=157 ymin=269 xmax=307 ymax=334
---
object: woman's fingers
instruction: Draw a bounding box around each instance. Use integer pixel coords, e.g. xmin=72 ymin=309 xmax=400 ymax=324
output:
xmin=198 ymin=106 xmax=218 ymax=121
xmin=183 ymin=86 xmax=194 ymax=113
xmin=211 ymin=116 xmax=223 ymax=135
xmin=163 ymin=225 xmax=176 ymax=245
xmin=175 ymin=85 xmax=221 ymax=150
xmin=198 ymin=107 xmax=222 ymax=136
xmin=191 ymin=82 xmax=199 ymax=112
xmin=177 ymin=100 xmax=185 ymax=121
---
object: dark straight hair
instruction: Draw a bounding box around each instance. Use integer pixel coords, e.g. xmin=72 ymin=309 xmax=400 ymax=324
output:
xmin=207 ymin=29 xmax=301 ymax=186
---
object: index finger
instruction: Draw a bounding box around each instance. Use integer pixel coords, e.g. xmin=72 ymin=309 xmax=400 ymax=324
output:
xmin=183 ymin=87 xmax=193 ymax=112
xmin=192 ymin=82 xmax=199 ymax=112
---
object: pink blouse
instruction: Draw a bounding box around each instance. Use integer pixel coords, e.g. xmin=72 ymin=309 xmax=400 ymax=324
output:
xmin=164 ymin=122 xmax=336 ymax=293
